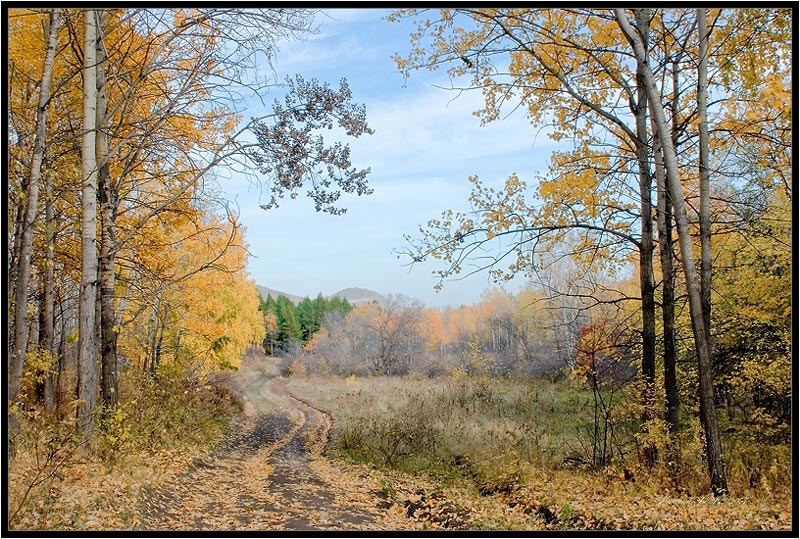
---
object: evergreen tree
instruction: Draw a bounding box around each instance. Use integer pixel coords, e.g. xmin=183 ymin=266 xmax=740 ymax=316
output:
xmin=297 ymin=297 xmax=321 ymax=341
xmin=276 ymin=295 xmax=302 ymax=346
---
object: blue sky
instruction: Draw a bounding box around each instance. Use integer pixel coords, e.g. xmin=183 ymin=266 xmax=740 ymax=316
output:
xmin=222 ymin=8 xmax=556 ymax=307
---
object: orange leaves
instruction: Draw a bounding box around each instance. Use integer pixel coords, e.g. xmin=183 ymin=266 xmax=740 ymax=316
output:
xmin=585 ymin=13 xmax=625 ymax=49
xmin=421 ymin=309 xmax=446 ymax=351
xmin=116 ymin=205 xmax=264 ymax=377
xmin=574 ymin=317 xmax=626 ymax=380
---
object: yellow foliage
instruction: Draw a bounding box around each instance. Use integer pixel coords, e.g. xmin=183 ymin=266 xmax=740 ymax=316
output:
xmin=117 ymin=209 xmax=264 ymax=379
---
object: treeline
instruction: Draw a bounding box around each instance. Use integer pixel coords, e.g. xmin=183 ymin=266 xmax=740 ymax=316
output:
xmin=259 ymin=294 xmax=353 ymax=353
xmin=286 ymin=290 xmax=580 ymax=378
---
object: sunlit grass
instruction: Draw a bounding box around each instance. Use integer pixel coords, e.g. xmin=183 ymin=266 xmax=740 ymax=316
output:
xmin=288 ymin=373 xmax=596 ymax=480
xmin=288 ymin=371 xmax=792 ymax=530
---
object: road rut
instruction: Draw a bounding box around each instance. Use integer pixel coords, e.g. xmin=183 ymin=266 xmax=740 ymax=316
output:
xmin=138 ymin=349 xmax=380 ymax=531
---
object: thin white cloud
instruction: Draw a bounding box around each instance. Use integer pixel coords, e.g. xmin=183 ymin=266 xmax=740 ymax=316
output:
xmin=225 ymin=9 xmax=560 ymax=307
xmin=319 ymin=8 xmax=385 ymax=27
xmin=273 ymin=34 xmax=377 ymax=75
xmin=271 ymin=8 xmax=393 ymax=72
xmin=353 ymin=82 xmax=556 ymax=182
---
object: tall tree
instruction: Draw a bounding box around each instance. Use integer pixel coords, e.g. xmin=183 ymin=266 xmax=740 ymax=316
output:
xmin=9 ymin=8 xmax=62 ymax=437
xmin=38 ymin=171 xmax=57 ymax=413
xmin=652 ymin=130 xmax=679 ymax=434
xmin=697 ymin=7 xmax=712 ymax=347
xmin=82 ymin=9 xmax=370 ymax=408
xmin=632 ymin=8 xmax=657 ymax=466
xmin=77 ymin=7 xmax=99 ymax=439
xmin=392 ymin=7 xmax=661 ymax=446
xmin=95 ymin=9 xmax=118 ymax=415
xmin=614 ymin=7 xmax=727 ymax=497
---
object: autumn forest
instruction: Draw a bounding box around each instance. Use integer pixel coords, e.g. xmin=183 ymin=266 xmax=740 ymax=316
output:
xmin=6 ymin=7 xmax=793 ymax=531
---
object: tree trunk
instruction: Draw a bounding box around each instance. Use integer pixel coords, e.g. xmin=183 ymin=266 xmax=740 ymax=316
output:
xmin=95 ymin=10 xmax=118 ymax=415
xmin=9 ymin=8 xmax=62 ymax=437
xmin=633 ymin=8 xmax=657 ymax=467
xmin=55 ymin=297 xmax=68 ymax=416
xmin=664 ymin=54 xmax=686 ymax=436
xmin=78 ymin=8 xmax=99 ymax=440
xmin=615 ymin=8 xmax=728 ymax=497
xmin=148 ymin=302 xmax=166 ymax=377
xmin=697 ymin=8 xmax=713 ymax=347
xmin=653 ymin=132 xmax=679 ymax=434
xmin=8 ymin=8 xmax=61 ymax=453
xmin=10 ymin=201 xmax=24 ymax=310
xmin=41 ymin=161 xmax=59 ymax=413
xmin=38 ymin=229 xmax=56 ymax=412
xmin=152 ymin=309 xmax=166 ymax=377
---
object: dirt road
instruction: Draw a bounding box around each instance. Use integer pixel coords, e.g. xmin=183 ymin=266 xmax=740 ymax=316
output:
xmin=137 ymin=349 xmax=383 ymax=531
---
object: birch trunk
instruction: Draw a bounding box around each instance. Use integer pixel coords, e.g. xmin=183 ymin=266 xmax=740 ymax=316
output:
xmin=662 ymin=57 xmax=686 ymax=435
xmin=697 ymin=8 xmax=713 ymax=343
xmin=78 ymin=8 xmax=99 ymax=439
xmin=633 ymin=8 xmax=657 ymax=467
xmin=653 ymin=132 xmax=679 ymax=433
xmin=95 ymin=10 xmax=119 ymax=415
xmin=9 ymin=8 xmax=62 ymax=435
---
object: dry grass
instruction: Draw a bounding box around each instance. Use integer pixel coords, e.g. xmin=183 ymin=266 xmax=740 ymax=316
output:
xmin=289 ymin=373 xmax=596 ymax=473
xmin=287 ymin=372 xmax=793 ymax=530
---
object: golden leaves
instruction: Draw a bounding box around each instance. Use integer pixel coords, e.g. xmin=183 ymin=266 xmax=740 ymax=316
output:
xmin=8 ymin=439 xmax=204 ymax=530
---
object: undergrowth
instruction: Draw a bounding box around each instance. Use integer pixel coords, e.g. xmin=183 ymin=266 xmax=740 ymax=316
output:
xmin=291 ymin=373 xmax=602 ymax=485
xmin=288 ymin=372 xmax=792 ymax=530
xmin=7 ymin=369 xmax=243 ymax=530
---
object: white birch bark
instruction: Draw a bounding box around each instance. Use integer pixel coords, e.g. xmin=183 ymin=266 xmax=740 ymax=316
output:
xmin=78 ymin=8 xmax=99 ymax=439
xmin=10 ymin=8 xmax=62 ymax=425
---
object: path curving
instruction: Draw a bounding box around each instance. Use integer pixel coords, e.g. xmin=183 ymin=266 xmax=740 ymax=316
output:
xmin=137 ymin=349 xmax=380 ymax=531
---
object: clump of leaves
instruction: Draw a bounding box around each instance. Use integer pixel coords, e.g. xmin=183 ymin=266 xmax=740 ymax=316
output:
xmin=470 ymin=448 xmax=527 ymax=496
xmin=249 ymin=75 xmax=374 ymax=215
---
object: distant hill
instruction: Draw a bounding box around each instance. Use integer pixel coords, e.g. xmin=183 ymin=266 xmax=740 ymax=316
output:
xmin=329 ymin=287 xmax=385 ymax=305
xmin=254 ymin=284 xmax=385 ymax=306
xmin=254 ymin=285 xmax=304 ymax=304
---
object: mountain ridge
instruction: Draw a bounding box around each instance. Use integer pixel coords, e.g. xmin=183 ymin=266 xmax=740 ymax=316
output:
xmin=254 ymin=284 xmax=385 ymax=306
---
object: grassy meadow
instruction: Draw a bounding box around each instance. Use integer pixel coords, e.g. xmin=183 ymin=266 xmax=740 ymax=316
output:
xmin=288 ymin=371 xmax=792 ymax=530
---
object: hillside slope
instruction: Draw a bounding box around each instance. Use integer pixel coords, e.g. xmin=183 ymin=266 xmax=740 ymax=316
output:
xmin=329 ymin=287 xmax=385 ymax=305
xmin=255 ymin=284 xmax=385 ymax=306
